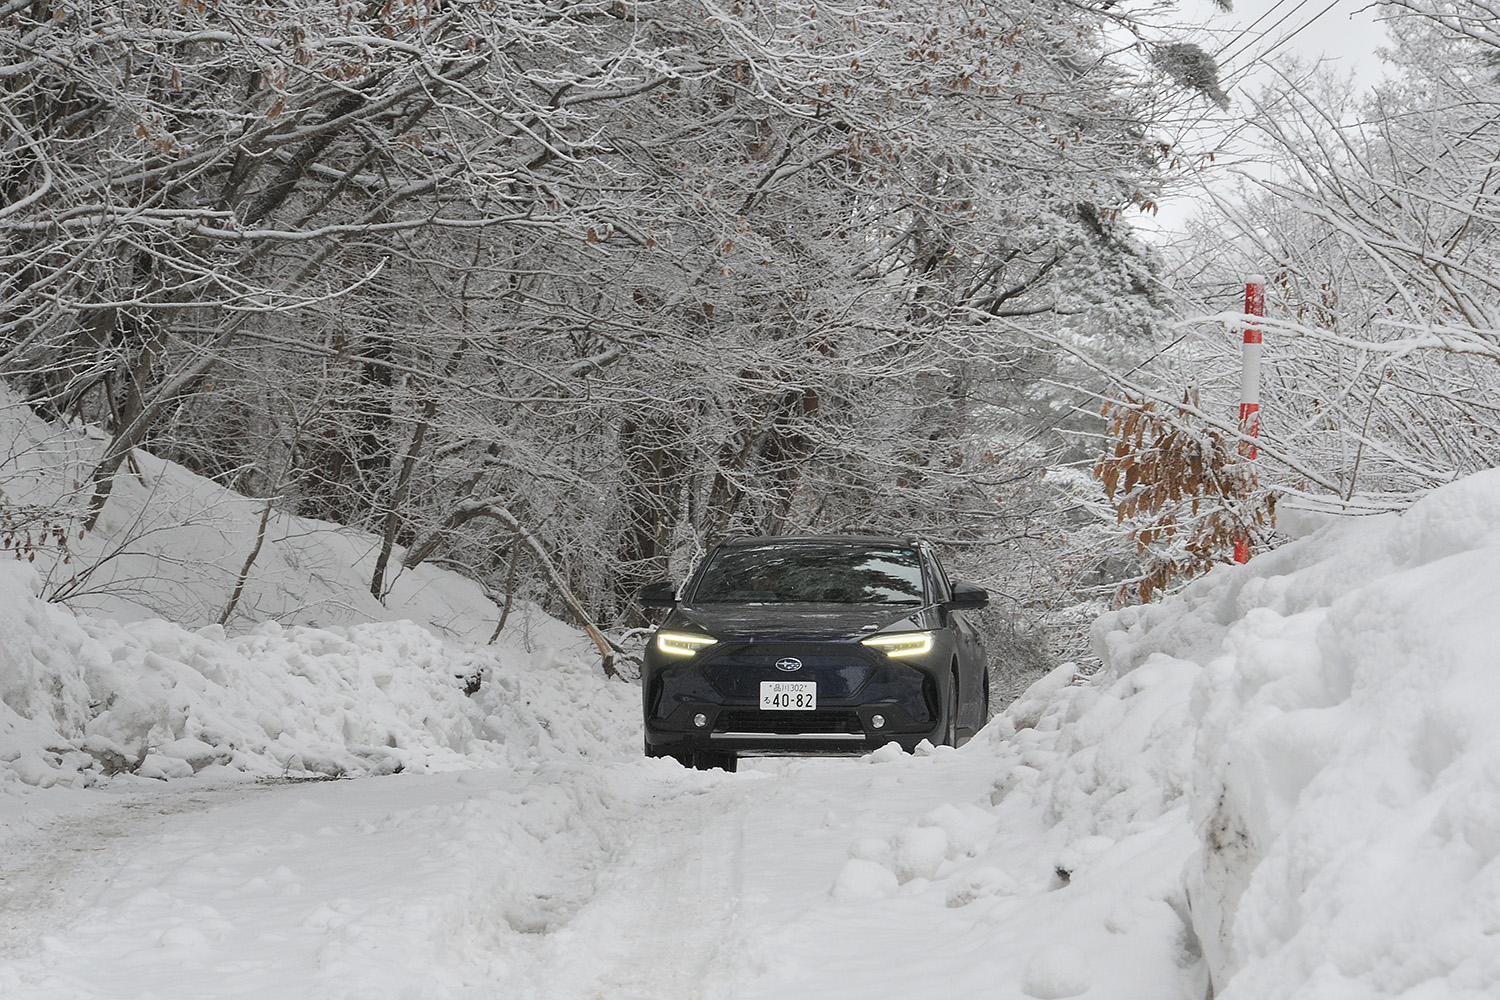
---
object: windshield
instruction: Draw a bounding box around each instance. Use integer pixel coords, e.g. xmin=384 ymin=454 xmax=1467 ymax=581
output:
xmin=691 ymin=543 xmax=926 ymax=605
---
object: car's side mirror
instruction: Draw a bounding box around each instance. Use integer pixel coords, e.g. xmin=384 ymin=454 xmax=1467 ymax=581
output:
xmin=947 ymin=580 xmax=989 ymax=610
xmin=638 ymin=581 xmax=678 ymax=608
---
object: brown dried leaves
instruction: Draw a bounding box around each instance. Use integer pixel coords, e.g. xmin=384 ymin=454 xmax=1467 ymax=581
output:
xmin=1094 ymin=393 xmax=1276 ymax=604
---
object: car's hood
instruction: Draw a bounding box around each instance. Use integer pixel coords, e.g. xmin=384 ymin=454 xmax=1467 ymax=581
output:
xmin=666 ymin=602 xmax=934 ymax=643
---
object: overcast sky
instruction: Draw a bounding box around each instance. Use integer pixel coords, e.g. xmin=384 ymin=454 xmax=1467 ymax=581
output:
xmin=1216 ymin=0 xmax=1391 ymax=88
xmin=1136 ymin=0 xmax=1394 ymax=241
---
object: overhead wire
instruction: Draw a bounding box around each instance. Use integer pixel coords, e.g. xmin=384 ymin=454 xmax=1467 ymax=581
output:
xmin=1227 ymin=0 xmax=1349 ymax=79
xmin=1216 ymin=0 xmax=1354 ymax=92
xmin=1213 ymin=0 xmax=1305 ymax=62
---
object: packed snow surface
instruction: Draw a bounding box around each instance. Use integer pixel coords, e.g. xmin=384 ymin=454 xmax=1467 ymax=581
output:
xmin=2 ymin=389 xmax=1499 ymax=998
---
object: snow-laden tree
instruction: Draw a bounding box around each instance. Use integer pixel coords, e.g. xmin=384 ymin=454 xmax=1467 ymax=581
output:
xmin=2 ymin=0 xmax=1185 ymax=659
xmin=1 ymin=0 xmax=675 ymax=516
xmin=1104 ymin=1 xmax=1500 ymax=603
xmin=1173 ymin=4 xmax=1500 ymax=505
xmin=378 ymin=0 xmax=1174 ymax=629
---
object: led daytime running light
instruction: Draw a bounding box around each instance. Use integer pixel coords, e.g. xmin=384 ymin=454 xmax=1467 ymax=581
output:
xmin=860 ymin=631 xmax=934 ymax=657
xmin=656 ymin=631 xmax=718 ymax=657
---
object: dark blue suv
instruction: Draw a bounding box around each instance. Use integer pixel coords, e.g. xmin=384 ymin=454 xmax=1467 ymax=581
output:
xmin=639 ymin=535 xmax=990 ymax=771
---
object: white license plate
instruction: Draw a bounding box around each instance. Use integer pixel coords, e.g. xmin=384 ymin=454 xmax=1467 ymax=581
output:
xmin=760 ymin=681 xmax=817 ymax=710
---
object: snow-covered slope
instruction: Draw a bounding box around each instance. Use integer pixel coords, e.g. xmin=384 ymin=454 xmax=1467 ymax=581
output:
xmin=0 ymin=384 xmax=518 ymax=637
xmin=0 ymin=388 xmax=634 ymax=790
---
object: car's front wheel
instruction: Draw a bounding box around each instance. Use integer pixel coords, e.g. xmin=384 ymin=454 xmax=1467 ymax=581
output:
xmin=646 ymin=741 xmax=737 ymax=773
xmin=692 ymin=749 xmax=737 ymax=773
xmin=943 ymin=670 xmax=960 ymax=747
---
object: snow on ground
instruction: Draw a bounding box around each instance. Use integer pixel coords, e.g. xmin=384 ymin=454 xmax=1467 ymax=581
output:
xmin=0 ymin=558 xmax=630 ymax=787
xmin=0 ymin=383 xmax=518 ymax=639
xmin=3 ymin=388 xmax=1500 ymax=999
xmin=0 ymin=738 xmax=1202 ymax=1000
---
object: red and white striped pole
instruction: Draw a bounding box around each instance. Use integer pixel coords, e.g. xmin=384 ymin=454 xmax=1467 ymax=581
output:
xmin=1234 ymin=275 xmax=1265 ymax=565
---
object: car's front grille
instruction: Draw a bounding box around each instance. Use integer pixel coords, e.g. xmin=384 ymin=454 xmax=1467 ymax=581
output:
xmin=713 ymin=708 xmax=864 ymax=735
xmin=700 ymin=644 xmax=879 ymax=700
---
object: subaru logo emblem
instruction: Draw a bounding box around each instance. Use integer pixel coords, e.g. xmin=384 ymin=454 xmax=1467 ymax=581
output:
xmin=774 ymin=657 xmax=803 ymax=672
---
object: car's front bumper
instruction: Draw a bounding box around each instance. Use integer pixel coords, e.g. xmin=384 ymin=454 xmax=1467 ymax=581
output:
xmin=645 ymin=699 xmax=941 ymax=756
xmin=643 ymin=642 xmax=945 ymax=757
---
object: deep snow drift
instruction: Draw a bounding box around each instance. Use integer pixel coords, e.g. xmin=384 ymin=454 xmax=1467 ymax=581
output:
xmin=0 ymin=383 xmax=632 ymax=784
xmin=2 ymin=388 xmax=1499 ymax=998
xmin=1107 ymin=471 xmax=1500 ymax=998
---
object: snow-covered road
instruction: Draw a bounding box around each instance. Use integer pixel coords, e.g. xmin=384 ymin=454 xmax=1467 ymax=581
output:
xmin=0 ymin=743 xmax=1202 ymax=1000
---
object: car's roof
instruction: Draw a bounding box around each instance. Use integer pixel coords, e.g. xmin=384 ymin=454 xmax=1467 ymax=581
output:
xmin=715 ymin=534 xmax=922 ymax=549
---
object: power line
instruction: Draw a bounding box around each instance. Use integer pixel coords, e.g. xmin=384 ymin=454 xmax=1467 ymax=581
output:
xmin=1213 ymin=0 xmax=1305 ymax=61
xmin=1244 ymin=0 xmax=1348 ymax=68
xmin=1215 ymin=0 xmax=1353 ymax=94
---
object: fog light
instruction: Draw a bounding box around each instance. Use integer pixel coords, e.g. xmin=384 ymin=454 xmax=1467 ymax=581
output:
xmin=870 ymin=714 xmax=886 ymax=729
xmin=693 ymin=713 xmax=708 ymax=728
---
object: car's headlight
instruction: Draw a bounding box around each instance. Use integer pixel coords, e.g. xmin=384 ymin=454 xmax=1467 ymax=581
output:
xmin=655 ymin=631 xmax=719 ymax=657
xmin=860 ymin=631 xmax=935 ymax=657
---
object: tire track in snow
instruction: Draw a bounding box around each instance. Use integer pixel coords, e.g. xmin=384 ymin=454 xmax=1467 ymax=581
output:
xmin=507 ymin=771 xmax=748 ymax=1000
xmin=0 ymin=785 xmax=269 ymax=960
xmin=3 ymin=769 xmax=750 ymax=999
xmin=600 ymin=798 xmax=746 ymax=999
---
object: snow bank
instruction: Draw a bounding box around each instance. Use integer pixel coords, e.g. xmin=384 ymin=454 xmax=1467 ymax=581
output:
xmin=1094 ymin=468 xmax=1500 ymax=998
xmin=0 ymin=385 xmax=637 ymax=792
xmin=0 ymin=559 xmax=636 ymax=789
